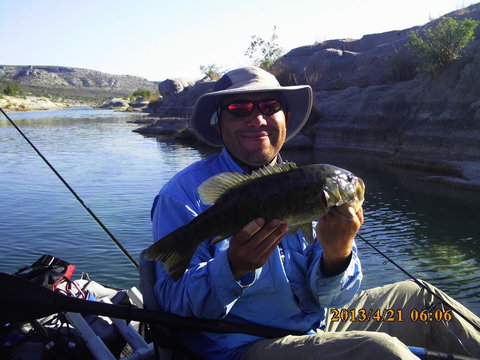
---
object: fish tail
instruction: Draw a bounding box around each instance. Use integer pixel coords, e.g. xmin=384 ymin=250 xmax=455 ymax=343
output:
xmin=144 ymin=225 xmax=201 ymax=281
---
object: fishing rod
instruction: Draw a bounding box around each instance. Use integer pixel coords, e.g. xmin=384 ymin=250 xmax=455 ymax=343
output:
xmin=356 ymin=232 xmax=480 ymax=333
xmin=0 ymin=107 xmax=139 ymax=269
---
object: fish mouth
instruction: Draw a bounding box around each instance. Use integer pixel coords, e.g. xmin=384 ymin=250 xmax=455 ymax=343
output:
xmin=322 ymin=176 xmax=365 ymax=210
xmin=353 ymin=178 xmax=365 ymax=211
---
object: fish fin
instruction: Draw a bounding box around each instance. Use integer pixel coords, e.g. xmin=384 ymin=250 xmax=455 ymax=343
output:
xmin=323 ymin=179 xmax=341 ymax=207
xmin=288 ymin=224 xmax=301 ymax=236
xmin=144 ymin=226 xmax=199 ymax=281
xmin=198 ymin=172 xmax=251 ymax=205
xmin=300 ymin=223 xmax=315 ymax=244
xmin=288 ymin=222 xmax=315 ymax=244
xmin=250 ymin=161 xmax=298 ymax=178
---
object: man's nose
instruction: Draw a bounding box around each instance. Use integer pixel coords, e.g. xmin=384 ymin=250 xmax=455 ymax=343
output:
xmin=245 ymin=110 xmax=268 ymax=127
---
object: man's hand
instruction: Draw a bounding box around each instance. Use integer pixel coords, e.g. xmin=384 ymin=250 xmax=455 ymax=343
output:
xmin=316 ymin=204 xmax=364 ymax=277
xmin=228 ymin=218 xmax=288 ymax=280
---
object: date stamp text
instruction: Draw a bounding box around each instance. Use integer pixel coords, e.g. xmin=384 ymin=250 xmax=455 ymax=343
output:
xmin=330 ymin=308 xmax=453 ymax=322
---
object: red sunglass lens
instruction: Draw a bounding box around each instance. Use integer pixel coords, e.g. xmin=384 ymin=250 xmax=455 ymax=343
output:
xmin=258 ymin=100 xmax=282 ymax=115
xmin=227 ymin=102 xmax=254 ymax=116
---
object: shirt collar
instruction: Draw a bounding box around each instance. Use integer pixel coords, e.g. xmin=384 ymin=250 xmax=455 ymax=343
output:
xmin=220 ymin=147 xmax=283 ymax=174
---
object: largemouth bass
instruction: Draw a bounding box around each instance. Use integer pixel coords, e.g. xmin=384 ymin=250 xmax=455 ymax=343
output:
xmin=145 ymin=162 xmax=365 ymax=281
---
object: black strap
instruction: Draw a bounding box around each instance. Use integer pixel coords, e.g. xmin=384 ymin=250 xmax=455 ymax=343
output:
xmin=15 ymin=255 xmax=70 ymax=274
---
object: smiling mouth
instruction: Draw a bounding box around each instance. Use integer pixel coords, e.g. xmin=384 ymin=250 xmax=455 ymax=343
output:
xmin=242 ymin=132 xmax=270 ymax=140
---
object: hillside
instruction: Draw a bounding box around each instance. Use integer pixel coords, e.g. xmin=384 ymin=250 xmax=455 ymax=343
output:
xmin=0 ymin=65 xmax=157 ymax=100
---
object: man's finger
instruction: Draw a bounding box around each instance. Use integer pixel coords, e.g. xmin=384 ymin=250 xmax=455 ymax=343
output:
xmin=329 ymin=206 xmax=354 ymax=220
xmin=242 ymin=218 xmax=264 ymax=237
xmin=256 ymin=223 xmax=288 ymax=254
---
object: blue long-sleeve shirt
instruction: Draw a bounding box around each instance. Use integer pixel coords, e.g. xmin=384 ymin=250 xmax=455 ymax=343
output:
xmin=151 ymin=148 xmax=363 ymax=359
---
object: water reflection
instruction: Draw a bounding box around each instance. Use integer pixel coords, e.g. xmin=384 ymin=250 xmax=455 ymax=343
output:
xmin=0 ymin=109 xmax=478 ymax=315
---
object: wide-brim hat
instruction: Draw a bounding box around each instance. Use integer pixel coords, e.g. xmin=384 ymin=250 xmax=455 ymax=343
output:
xmin=191 ymin=67 xmax=313 ymax=147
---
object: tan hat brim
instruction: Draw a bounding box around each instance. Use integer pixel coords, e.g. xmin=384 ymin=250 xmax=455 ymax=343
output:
xmin=190 ymin=85 xmax=313 ymax=147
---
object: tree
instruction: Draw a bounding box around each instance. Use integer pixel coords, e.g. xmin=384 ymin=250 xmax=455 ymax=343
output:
xmin=244 ymin=26 xmax=284 ymax=69
xmin=407 ymin=17 xmax=478 ymax=73
xmin=199 ymin=64 xmax=225 ymax=80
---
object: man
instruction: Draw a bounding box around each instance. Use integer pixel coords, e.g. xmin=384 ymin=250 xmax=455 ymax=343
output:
xmin=150 ymin=67 xmax=480 ymax=359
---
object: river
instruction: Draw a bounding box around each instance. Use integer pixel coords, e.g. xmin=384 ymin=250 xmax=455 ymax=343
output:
xmin=0 ymin=108 xmax=478 ymax=316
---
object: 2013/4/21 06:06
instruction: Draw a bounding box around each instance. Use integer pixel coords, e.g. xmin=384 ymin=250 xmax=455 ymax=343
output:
xmin=330 ymin=308 xmax=453 ymax=322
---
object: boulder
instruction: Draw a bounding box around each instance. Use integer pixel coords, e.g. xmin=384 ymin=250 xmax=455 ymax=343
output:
xmin=158 ymin=78 xmax=196 ymax=99
xmin=100 ymin=98 xmax=130 ymax=110
xmin=151 ymin=78 xmax=215 ymax=118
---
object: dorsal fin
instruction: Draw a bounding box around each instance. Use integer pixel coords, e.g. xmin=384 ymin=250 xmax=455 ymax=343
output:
xmin=250 ymin=161 xmax=298 ymax=178
xmin=198 ymin=162 xmax=298 ymax=205
xmin=198 ymin=172 xmax=251 ymax=205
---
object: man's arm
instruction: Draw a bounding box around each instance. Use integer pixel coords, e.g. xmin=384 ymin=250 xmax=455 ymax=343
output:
xmin=302 ymin=204 xmax=364 ymax=309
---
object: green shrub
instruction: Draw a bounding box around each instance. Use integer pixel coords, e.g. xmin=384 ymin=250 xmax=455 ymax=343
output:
xmin=245 ymin=26 xmax=284 ymax=69
xmin=147 ymin=91 xmax=160 ymax=102
xmin=391 ymin=50 xmax=419 ymax=81
xmin=199 ymin=64 xmax=224 ymax=80
xmin=407 ymin=17 xmax=478 ymax=73
xmin=4 ymin=83 xmax=19 ymax=96
xmin=132 ymin=89 xmax=152 ymax=100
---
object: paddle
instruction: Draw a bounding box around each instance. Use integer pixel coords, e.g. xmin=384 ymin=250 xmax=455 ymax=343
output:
xmin=0 ymin=272 xmax=302 ymax=338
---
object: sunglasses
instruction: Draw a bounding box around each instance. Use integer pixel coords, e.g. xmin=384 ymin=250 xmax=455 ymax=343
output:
xmin=221 ymin=98 xmax=284 ymax=117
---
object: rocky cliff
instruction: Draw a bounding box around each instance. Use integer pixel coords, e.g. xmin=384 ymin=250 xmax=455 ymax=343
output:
xmin=142 ymin=3 xmax=480 ymax=191
xmin=268 ymin=3 xmax=480 ymax=190
xmin=0 ymin=65 xmax=157 ymax=99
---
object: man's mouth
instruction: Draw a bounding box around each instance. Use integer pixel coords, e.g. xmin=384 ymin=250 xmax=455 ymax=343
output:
xmin=242 ymin=131 xmax=270 ymax=140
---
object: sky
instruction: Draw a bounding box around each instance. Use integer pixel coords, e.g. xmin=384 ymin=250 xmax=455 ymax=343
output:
xmin=0 ymin=0 xmax=477 ymax=82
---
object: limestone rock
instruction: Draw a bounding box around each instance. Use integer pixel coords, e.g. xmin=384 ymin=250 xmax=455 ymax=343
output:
xmin=100 ymin=98 xmax=130 ymax=110
xmin=158 ymin=78 xmax=196 ymax=99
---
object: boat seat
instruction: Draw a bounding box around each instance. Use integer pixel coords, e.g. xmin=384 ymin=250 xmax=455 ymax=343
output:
xmin=139 ymin=250 xmax=202 ymax=360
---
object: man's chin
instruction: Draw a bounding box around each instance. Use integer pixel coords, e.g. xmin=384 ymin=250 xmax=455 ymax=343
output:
xmin=242 ymin=150 xmax=278 ymax=168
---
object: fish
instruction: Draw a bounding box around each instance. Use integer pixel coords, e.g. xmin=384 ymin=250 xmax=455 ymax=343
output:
xmin=144 ymin=162 xmax=365 ymax=281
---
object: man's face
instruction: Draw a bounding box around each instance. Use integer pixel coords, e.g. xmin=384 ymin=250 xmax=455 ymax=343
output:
xmin=217 ymin=92 xmax=287 ymax=167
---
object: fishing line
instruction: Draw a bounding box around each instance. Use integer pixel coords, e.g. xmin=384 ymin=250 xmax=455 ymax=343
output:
xmin=356 ymin=232 xmax=480 ymax=332
xmin=0 ymin=107 xmax=139 ymax=269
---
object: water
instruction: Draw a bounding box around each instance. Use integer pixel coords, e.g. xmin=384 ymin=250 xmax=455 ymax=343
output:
xmin=0 ymin=108 xmax=479 ymax=316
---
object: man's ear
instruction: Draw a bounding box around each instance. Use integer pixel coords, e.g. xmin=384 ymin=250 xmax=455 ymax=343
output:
xmin=215 ymin=123 xmax=222 ymax=137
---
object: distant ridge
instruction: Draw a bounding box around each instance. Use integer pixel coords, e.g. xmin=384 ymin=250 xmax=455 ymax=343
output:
xmin=0 ymin=65 xmax=157 ymax=99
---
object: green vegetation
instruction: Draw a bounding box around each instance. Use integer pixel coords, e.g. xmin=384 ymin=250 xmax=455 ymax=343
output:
xmin=128 ymin=89 xmax=160 ymax=103
xmin=407 ymin=17 xmax=478 ymax=73
xmin=199 ymin=64 xmax=225 ymax=80
xmin=245 ymin=26 xmax=284 ymax=69
xmin=391 ymin=50 xmax=419 ymax=81
xmin=3 ymin=82 xmax=20 ymax=96
xmin=132 ymin=89 xmax=151 ymax=100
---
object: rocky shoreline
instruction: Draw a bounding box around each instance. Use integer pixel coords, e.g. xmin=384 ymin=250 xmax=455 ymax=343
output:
xmin=130 ymin=116 xmax=480 ymax=192
xmin=0 ymin=95 xmax=96 ymax=112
